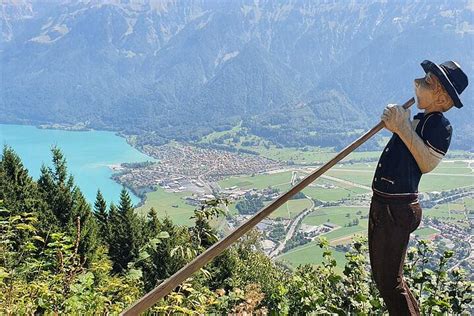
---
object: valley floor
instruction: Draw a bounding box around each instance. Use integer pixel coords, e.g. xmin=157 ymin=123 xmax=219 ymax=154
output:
xmin=113 ymin=141 xmax=473 ymax=272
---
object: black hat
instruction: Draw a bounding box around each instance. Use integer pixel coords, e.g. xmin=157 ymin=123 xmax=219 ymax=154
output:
xmin=421 ymin=60 xmax=468 ymax=108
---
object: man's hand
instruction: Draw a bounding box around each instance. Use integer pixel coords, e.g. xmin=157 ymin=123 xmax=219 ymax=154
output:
xmin=381 ymin=104 xmax=411 ymax=133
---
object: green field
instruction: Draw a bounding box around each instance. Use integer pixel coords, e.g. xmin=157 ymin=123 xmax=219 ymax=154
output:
xmin=302 ymin=206 xmax=369 ymax=246
xmin=303 ymin=206 xmax=367 ymax=227
xmin=419 ymin=174 xmax=473 ymax=192
xmin=277 ymin=223 xmax=441 ymax=271
xmin=212 ymin=141 xmax=472 ymax=269
xmin=276 ymin=239 xmax=353 ymax=273
xmin=219 ymin=171 xmax=293 ymax=190
xmin=322 ymin=225 xmax=367 ymax=242
xmin=312 ymin=161 xmax=473 ymax=193
xmin=303 ymin=179 xmax=369 ymax=201
xmin=324 ymin=170 xmax=374 ymax=187
xmin=199 ymin=124 xmax=383 ymax=164
xmin=253 ymin=147 xmax=381 ymax=165
xmin=268 ymin=198 xmax=313 ymax=219
xmin=432 ymin=163 xmax=472 ymax=175
xmin=421 ymin=161 xmax=473 ymax=191
xmin=136 ymin=187 xmax=197 ymax=226
xmin=414 ymin=227 xmax=439 ymax=238
xmin=424 ymin=201 xmax=468 ymax=226
xmin=464 ymin=197 xmax=474 ymax=210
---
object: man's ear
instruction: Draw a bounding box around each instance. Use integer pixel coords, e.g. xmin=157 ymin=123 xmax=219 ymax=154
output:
xmin=435 ymin=91 xmax=454 ymax=111
xmin=433 ymin=79 xmax=453 ymax=110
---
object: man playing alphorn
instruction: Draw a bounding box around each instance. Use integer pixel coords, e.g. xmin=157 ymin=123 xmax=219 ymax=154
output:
xmin=369 ymin=60 xmax=468 ymax=315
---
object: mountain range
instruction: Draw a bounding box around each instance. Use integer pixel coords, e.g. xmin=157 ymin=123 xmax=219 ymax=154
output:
xmin=2 ymin=0 xmax=473 ymax=149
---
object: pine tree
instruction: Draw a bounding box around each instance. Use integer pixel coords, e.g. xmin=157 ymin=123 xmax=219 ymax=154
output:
xmin=0 ymin=146 xmax=42 ymax=215
xmin=94 ymin=190 xmax=108 ymax=241
xmin=69 ymin=188 xmax=99 ymax=265
xmin=108 ymin=202 xmax=118 ymax=224
xmin=107 ymin=201 xmax=118 ymax=234
xmin=146 ymin=207 xmax=161 ymax=238
xmin=108 ymin=188 xmax=141 ymax=273
xmin=118 ymin=187 xmax=133 ymax=215
xmin=36 ymin=147 xmax=99 ymax=264
xmin=36 ymin=165 xmax=61 ymax=231
xmin=37 ymin=147 xmax=74 ymax=226
xmin=0 ymin=146 xmax=49 ymax=246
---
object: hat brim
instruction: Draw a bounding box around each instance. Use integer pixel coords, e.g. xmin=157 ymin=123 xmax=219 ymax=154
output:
xmin=421 ymin=60 xmax=463 ymax=108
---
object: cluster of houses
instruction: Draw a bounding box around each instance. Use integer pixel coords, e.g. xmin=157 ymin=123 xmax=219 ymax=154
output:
xmin=141 ymin=143 xmax=282 ymax=180
xmin=112 ymin=142 xmax=282 ymax=195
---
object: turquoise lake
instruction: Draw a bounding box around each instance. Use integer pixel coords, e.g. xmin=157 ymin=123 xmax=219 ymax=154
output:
xmin=0 ymin=124 xmax=153 ymax=206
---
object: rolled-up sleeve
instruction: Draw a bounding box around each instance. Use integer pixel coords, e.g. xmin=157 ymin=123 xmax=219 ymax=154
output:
xmin=420 ymin=114 xmax=452 ymax=156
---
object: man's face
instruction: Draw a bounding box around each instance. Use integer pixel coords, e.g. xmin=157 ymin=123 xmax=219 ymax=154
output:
xmin=414 ymin=72 xmax=453 ymax=112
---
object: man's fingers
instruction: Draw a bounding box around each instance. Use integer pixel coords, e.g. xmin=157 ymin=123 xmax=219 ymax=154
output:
xmin=405 ymin=107 xmax=411 ymax=117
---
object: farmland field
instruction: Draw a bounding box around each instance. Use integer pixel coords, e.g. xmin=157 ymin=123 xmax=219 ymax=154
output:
xmin=218 ymin=171 xmax=293 ymax=190
xmin=419 ymin=173 xmax=473 ymax=192
xmin=303 ymin=180 xmax=370 ymax=201
xmin=253 ymin=147 xmax=381 ymax=165
xmin=424 ymin=200 xmax=469 ymax=227
xmin=199 ymin=125 xmax=383 ymax=164
xmin=414 ymin=227 xmax=439 ymax=238
xmin=268 ymin=198 xmax=313 ymax=219
xmin=276 ymin=239 xmax=349 ymax=273
xmin=464 ymin=197 xmax=474 ymax=209
xmin=136 ymin=187 xmax=196 ymax=225
xmin=303 ymin=206 xmax=367 ymax=227
xmin=325 ymin=169 xmax=375 ymax=186
xmin=322 ymin=225 xmax=367 ymax=242
xmin=309 ymin=161 xmax=474 ymax=193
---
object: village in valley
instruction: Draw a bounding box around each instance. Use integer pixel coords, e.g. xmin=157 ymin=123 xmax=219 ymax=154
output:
xmin=111 ymin=138 xmax=474 ymax=274
xmin=112 ymin=142 xmax=283 ymax=191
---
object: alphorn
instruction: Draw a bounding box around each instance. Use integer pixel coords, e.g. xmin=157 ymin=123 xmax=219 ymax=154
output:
xmin=122 ymin=97 xmax=416 ymax=315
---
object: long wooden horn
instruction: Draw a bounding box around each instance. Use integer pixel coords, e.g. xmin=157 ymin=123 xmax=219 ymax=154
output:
xmin=121 ymin=97 xmax=416 ymax=315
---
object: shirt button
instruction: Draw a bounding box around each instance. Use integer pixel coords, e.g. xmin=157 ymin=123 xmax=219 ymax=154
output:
xmin=374 ymin=177 xmax=377 ymax=181
xmin=378 ymin=163 xmax=382 ymax=168
xmin=385 ymin=148 xmax=389 ymax=152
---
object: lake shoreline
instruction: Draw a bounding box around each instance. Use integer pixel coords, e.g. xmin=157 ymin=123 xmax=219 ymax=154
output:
xmin=1 ymin=123 xmax=153 ymax=207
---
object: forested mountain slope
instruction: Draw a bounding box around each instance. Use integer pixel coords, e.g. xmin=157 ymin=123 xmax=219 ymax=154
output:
xmin=2 ymin=0 xmax=473 ymax=148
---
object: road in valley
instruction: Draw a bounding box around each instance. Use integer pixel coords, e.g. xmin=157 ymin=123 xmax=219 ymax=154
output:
xmin=269 ymin=197 xmax=316 ymax=258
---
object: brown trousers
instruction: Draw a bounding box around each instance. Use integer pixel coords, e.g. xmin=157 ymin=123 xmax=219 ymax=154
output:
xmin=368 ymin=193 xmax=422 ymax=316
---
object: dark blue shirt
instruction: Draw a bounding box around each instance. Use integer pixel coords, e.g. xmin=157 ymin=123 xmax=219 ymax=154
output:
xmin=372 ymin=112 xmax=452 ymax=196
